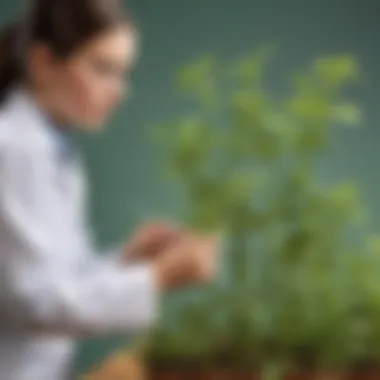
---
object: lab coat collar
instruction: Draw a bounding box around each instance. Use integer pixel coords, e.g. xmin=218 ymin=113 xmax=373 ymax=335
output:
xmin=6 ymin=85 xmax=49 ymax=127
xmin=4 ymin=85 xmax=74 ymax=160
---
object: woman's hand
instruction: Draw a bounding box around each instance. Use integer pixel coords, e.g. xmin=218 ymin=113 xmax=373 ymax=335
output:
xmin=154 ymin=233 xmax=222 ymax=291
xmin=122 ymin=221 xmax=184 ymax=263
xmin=121 ymin=222 xmax=222 ymax=291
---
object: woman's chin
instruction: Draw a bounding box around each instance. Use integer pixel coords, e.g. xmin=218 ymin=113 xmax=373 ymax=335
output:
xmin=79 ymin=117 xmax=107 ymax=133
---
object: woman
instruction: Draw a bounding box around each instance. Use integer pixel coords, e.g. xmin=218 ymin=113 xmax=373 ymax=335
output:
xmin=0 ymin=0 xmax=220 ymax=379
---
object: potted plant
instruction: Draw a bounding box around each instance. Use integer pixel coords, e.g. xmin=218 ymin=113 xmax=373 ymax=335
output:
xmin=142 ymin=51 xmax=369 ymax=380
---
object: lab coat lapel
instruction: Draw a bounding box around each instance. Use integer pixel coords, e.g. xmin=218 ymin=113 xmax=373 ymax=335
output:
xmin=5 ymin=87 xmax=83 ymax=212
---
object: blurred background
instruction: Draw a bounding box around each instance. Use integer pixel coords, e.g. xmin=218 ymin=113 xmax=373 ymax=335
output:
xmin=2 ymin=1 xmax=380 ymax=379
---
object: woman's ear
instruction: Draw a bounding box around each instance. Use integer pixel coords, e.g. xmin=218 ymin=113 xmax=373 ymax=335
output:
xmin=27 ymin=43 xmax=58 ymax=87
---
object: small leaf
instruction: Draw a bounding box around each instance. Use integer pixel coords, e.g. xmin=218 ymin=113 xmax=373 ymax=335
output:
xmin=230 ymin=46 xmax=274 ymax=84
xmin=177 ymin=55 xmax=216 ymax=89
xmin=314 ymin=55 xmax=359 ymax=86
xmin=332 ymin=103 xmax=362 ymax=126
xmin=176 ymin=55 xmax=218 ymax=108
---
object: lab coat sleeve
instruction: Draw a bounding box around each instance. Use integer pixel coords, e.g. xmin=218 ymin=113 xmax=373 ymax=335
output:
xmin=0 ymin=147 xmax=158 ymax=335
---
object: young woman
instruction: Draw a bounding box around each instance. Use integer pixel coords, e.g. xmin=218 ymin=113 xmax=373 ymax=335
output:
xmin=0 ymin=0 xmax=220 ymax=379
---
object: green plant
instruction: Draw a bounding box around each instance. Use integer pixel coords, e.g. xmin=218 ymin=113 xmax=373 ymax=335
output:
xmin=146 ymin=51 xmax=377 ymax=378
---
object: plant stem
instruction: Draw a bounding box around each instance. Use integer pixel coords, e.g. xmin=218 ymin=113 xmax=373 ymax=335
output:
xmin=229 ymin=229 xmax=250 ymax=292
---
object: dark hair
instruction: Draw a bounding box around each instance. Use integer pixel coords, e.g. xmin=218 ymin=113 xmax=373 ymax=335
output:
xmin=0 ymin=0 xmax=132 ymax=103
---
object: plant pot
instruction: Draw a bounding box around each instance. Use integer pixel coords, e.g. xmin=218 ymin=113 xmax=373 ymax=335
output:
xmin=286 ymin=370 xmax=350 ymax=380
xmin=350 ymin=369 xmax=380 ymax=380
xmin=84 ymin=351 xmax=145 ymax=380
xmin=148 ymin=368 xmax=259 ymax=380
xmin=148 ymin=366 xmax=352 ymax=380
xmin=201 ymin=369 xmax=259 ymax=380
xmin=147 ymin=367 xmax=196 ymax=380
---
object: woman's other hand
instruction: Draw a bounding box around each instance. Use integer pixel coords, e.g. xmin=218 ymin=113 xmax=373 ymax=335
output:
xmin=123 ymin=221 xmax=184 ymax=263
xmin=154 ymin=232 xmax=222 ymax=291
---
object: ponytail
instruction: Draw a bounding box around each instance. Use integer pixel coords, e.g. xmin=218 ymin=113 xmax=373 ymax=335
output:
xmin=0 ymin=22 xmax=24 ymax=104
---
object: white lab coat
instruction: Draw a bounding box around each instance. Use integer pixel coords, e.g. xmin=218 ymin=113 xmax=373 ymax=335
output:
xmin=0 ymin=87 xmax=157 ymax=380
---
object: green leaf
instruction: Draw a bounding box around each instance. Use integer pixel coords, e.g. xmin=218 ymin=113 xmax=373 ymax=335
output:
xmin=288 ymin=96 xmax=330 ymax=123
xmin=329 ymin=182 xmax=363 ymax=220
xmin=177 ymin=55 xmax=218 ymax=108
xmin=313 ymin=55 xmax=359 ymax=86
xmin=331 ymin=102 xmax=362 ymax=126
xmin=230 ymin=46 xmax=273 ymax=85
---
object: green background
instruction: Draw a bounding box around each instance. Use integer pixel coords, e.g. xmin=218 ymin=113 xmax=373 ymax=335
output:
xmin=1 ymin=0 xmax=380 ymax=374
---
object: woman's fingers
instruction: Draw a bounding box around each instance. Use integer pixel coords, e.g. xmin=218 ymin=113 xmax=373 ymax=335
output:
xmin=124 ymin=221 xmax=184 ymax=262
xmin=154 ymin=232 xmax=222 ymax=291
